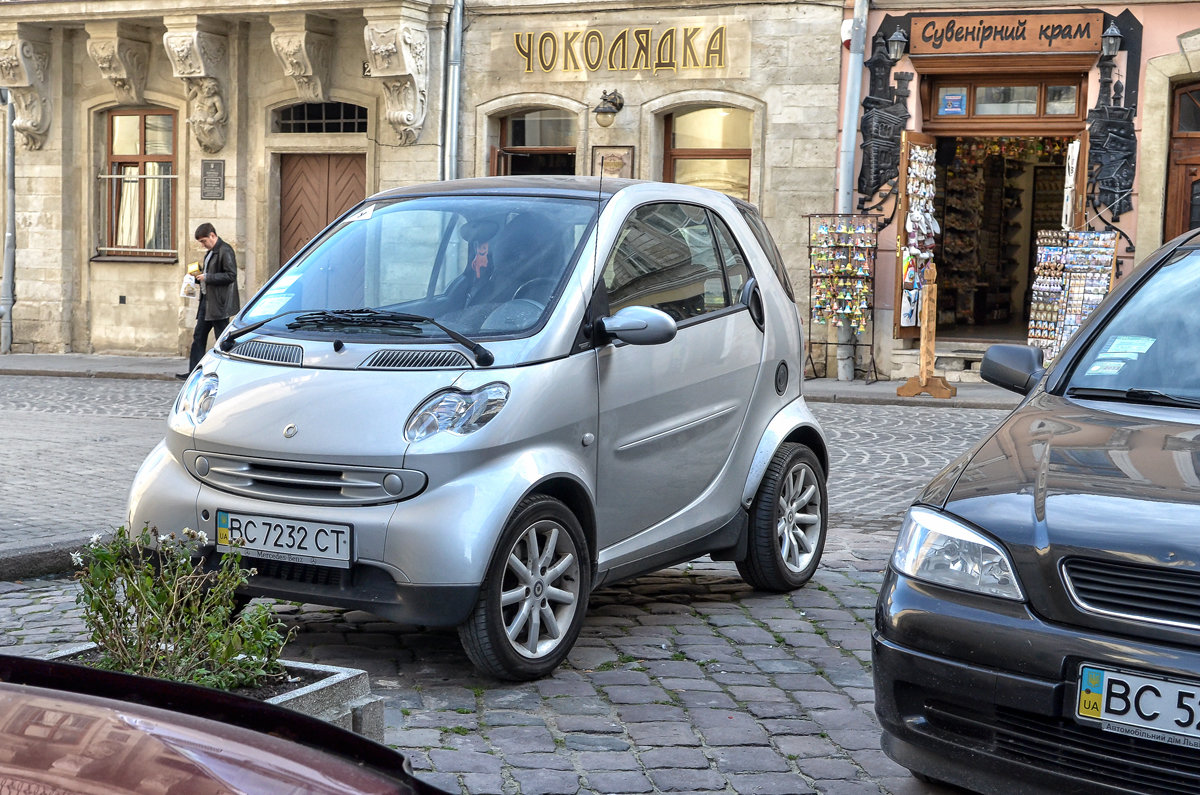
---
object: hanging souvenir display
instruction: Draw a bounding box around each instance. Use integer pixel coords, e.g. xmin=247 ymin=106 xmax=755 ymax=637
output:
xmin=901 ymin=143 xmax=938 ymax=326
xmin=1028 ymin=229 xmax=1118 ymax=360
xmin=808 ymin=214 xmax=878 ymax=336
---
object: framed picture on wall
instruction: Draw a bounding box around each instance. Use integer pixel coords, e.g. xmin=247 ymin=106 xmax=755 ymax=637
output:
xmin=592 ymin=146 xmax=634 ymax=179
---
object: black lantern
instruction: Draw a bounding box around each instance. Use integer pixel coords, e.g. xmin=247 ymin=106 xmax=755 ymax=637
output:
xmin=886 ymin=27 xmax=909 ymax=63
xmin=593 ymin=90 xmax=624 ymax=128
xmin=1101 ymin=21 xmax=1123 ymax=57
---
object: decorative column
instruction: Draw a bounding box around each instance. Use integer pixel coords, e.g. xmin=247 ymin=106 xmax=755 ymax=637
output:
xmin=0 ymin=25 xmax=51 ymax=150
xmin=269 ymin=14 xmax=333 ymax=103
xmin=363 ymin=7 xmax=430 ymax=145
xmin=162 ymin=17 xmax=229 ymax=154
xmin=85 ymin=22 xmax=151 ymax=106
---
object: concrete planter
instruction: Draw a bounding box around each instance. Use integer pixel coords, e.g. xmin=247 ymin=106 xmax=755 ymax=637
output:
xmin=47 ymin=644 xmax=385 ymax=742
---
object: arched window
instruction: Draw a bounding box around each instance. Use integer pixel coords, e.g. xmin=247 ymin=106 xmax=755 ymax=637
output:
xmin=493 ymin=108 xmax=576 ymax=175
xmin=664 ymin=107 xmax=752 ymax=199
xmin=100 ymin=109 xmax=176 ymax=257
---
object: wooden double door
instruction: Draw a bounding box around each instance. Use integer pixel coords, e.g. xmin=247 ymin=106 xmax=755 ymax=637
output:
xmin=1166 ymin=83 xmax=1200 ymax=241
xmin=279 ymin=153 xmax=366 ymax=267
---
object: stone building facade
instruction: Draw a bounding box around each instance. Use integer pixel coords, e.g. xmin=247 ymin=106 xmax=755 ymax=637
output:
xmin=0 ymin=0 xmax=842 ymax=356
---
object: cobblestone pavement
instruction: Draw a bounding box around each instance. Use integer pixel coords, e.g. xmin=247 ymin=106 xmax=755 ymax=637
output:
xmin=0 ymin=374 xmax=1007 ymax=794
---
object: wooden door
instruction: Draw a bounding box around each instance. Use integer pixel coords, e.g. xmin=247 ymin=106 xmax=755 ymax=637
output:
xmin=1166 ymin=83 xmax=1200 ymax=240
xmin=279 ymin=153 xmax=366 ymax=267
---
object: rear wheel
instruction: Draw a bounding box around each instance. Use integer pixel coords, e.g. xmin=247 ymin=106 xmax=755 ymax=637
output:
xmin=458 ymin=495 xmax=590 ymax=680
xmin=737 ymin=443 xmax=827 ymax=591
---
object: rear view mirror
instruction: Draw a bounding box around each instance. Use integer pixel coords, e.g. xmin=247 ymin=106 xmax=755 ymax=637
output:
xmin=981 ymin=344 xmax=1045 ymax=395
xmin=597 ymin=306 xmax=677 ymax=346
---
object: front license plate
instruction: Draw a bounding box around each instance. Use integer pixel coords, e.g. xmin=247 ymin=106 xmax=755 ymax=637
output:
xmin=216 ymin=510 xmax=351 ymax=569
xmin=1077 ymin=663 xmax=1200 ymax=750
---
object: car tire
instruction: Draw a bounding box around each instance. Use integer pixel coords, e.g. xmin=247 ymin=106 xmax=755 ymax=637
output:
xmin=458 ymin=495 xmax=591 ymax=680
xmin=737 ymin=443 xmax=827 ymax=592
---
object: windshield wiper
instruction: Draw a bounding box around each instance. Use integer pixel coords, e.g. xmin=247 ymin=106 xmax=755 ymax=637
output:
xmin=287 ymin=309 xmax=423 ymax=334
xmin=291 ymin=308 xmax=494 ymax=366
xmin=218 ymin=310 xmax=310 ymax=352
xmin=1065 ymin=386 xmax=1200 ymax=409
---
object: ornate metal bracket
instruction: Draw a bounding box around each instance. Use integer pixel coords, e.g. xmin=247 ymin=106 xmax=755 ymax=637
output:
xmin=162 ymin=22 xmax=229 ymax=154
xmin=1086 ymin=54 xmax=1136 ymax=225
xmin=364 ymin=16 xmax=428 ymax=145
xmin=0 ymin=27 xmax=51 ymax=150
xmin=85 ymin=23 xmax=150 ymax=106
xmin=855 ymin=34 xmax=911 ymax=222
xmin=269 ymin=14 xmax=333 ymax=103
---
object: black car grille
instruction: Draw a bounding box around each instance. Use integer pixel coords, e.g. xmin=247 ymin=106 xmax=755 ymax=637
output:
xmin=360 ymin=349 xmax=470 ymax=370
xmin=926 ymin=700 xmax=1200 ymax=794
xmin=247 ymin=557 xmax=349 ymax=587
xmin=229 ymin=339 xmax=303 ymax=365
xmin=1063 ymin=558 xmax=1200 ymax=630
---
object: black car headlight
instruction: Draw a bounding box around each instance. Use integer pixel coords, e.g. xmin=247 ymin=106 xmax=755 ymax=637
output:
xmin=892 ymin=506 xmax=1025 ymax=601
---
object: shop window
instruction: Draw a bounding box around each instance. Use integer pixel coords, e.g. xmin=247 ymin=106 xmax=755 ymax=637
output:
xmin=99 ymin=110 xmax=176 ymax=257
xmin=664 ymin=107 xmax=752 ymax=200
xmin=275 ymin=102 xmax=367 ymax=133
xmin=493 ymin=108 xmax=576 ymax=175
xmin=925 ymin=76 xmax=1085 ymax=131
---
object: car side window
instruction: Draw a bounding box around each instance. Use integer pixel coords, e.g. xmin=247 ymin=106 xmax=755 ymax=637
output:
xmin=603 ymin=203 xmax=728 ymax=321
xmin=736 ymin=205 xmax=795 ymax=301
xmin=709 ymin=212 xmax=750 ymax=300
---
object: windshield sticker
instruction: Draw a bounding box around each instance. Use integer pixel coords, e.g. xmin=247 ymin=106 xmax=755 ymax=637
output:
xmin=1101 ymin=335 xmax=1155 ymax=356
xmin=1085 ymin=360 xmax=1126 ymax=377
xmin=345 ymin=204 xmax=375 ymax=223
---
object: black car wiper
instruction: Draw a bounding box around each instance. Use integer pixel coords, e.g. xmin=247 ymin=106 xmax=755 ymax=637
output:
xmin=1065 ymin=386 xmax=1200 ymax=409
xmin=218 ymin=310 xmax=311 ymax=352
xmin=291 ymin=308 xmax=494 ymax=366
xmin=287 ymin=309 xmax=423 ymax=333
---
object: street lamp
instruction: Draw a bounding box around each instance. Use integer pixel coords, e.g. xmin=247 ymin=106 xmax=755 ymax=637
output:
xmin=592 ymin=90 xmax=624 ymax=128
xmin=886 ymin=27 xmax=908 ymax=63
xmin=1101 ymin=21 xmax=1123 ymax=57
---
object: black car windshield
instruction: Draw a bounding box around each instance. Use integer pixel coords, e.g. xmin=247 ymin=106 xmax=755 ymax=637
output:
xmin=1066 ymin=249 xmax=1200 ymax=401
xmin=242 ymin=194 xmax=596 ymax=339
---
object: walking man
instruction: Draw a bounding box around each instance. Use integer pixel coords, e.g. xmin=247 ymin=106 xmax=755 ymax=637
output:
xmin=178 ymin=223 xmax=240 ymax=380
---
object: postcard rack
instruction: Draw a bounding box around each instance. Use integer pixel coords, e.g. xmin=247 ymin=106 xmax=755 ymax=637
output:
xmin=806 ymin=213 xmax=881 ymax=382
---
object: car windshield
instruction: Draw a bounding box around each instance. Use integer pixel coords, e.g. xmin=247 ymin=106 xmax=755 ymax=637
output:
xmin=243 ymin=194 xmax=597 ymax=340
xmin=1066 ymin=249 xmax=1200 ymax=401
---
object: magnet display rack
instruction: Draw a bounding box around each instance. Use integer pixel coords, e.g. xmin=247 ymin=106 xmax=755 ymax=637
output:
xmin=1028 ymin=229 xmax=1118 ymax=360
xmin=806 ymin=214 xmax=880 ymax=382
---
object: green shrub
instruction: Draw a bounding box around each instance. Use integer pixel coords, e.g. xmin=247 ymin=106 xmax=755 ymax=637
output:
xmin=72 ymin=524 xmax=293 ymax=690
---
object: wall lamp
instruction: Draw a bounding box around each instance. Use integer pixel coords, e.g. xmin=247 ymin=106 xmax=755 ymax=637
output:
xmin=886 ymin=26 xmax=909 ymax=63
xmin=1101 ymin=21 xmax=1123 ymax=57
xmin=593 ymin=90 xmax=624 ymax=128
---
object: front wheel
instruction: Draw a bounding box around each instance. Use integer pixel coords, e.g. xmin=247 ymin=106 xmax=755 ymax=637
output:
xmin=458 ymin=495 xmax=591 ymax=680
xmin=737 ymin=443 xmax=827 ymax=592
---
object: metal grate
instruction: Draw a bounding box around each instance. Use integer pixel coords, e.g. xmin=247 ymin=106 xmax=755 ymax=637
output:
xmin=247 ymin=557 xmax=349 ymax=587
xmin=1062 ymin=558 xmax=1200 ymax=631
xmin=276 ymin=102 xmax=367 ymax=134
xmin=229 ymin=339 xmax=303 ymax=366
xmin=360 ymin=349 xmax=471 ymax=370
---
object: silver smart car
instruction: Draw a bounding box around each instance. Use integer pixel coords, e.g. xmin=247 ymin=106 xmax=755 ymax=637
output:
xmin=128 ymin=177 xmax=829 ymax=680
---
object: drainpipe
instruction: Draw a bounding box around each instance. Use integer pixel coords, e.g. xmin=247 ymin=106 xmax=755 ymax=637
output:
xmin=441 ymin=0 xmax=464 ymax=181
xmin=0 ymin=89 xmax=14 ymax=354
xmin=834 ymin=0 xmax=869 ymax=380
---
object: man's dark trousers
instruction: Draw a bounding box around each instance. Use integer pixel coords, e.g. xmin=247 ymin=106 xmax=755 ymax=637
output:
xmin=187 ymin=294 xmax=230 ymax=372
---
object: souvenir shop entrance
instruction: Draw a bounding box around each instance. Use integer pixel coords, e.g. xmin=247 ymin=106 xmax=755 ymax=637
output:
xmin=931 ymin=136 xmax=1073 ymax=340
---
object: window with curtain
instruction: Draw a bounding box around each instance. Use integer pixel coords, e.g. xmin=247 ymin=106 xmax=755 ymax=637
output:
xmin=100 ymin=110 xmax=176 ymax=257
xmin=664 ymin=107 xmax=752 ymax=200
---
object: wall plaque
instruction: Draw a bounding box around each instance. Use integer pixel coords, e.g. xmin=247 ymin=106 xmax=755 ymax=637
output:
xmin=911 ymin=12 xmax=1104 ymax=56
xmin=201 ymin=159 xmax=225 ymax=200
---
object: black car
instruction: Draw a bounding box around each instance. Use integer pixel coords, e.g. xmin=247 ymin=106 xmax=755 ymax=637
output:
xmin=874 ymin=230 xmax=1200 ymax=795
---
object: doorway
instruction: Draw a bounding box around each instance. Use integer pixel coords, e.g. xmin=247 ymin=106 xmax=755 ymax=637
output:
xmin=931 ymin=136 xmax=1070 ymax=340
xmin=1166 ymin=82 xmax=1200 ymax=240
xmin=278 ymin=153 xmax=366 ymax=267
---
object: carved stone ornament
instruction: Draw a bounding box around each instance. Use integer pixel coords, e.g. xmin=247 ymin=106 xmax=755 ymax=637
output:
xmin=270 ymin=26 xmax=332 ymax=102
xmin=0 ymin=34 xmax=51 ymax=150
xmin=364 ymin=23 xmax=428 ymax=144
xmin=86 ymin=30 xmax=150 ymax=105
xmin=162 ymin=28 xmax=229 ymax=153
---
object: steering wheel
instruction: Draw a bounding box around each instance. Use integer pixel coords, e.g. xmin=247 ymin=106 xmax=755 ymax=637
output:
xmin=513 ymin=278 xmax=558 ymax=303
xmin=483 ymin=298 xmax=544 ymax=328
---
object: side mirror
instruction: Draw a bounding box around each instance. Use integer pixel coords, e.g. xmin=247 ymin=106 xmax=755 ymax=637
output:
xmin=981 ymin=344 xmax=1045 ymax=395
xmin=597 ymin=306 xmax=677 ymax=346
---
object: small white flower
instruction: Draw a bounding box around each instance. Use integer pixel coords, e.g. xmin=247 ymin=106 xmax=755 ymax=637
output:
xmin=158 ymin=534 xmax=170 ymax=543
xmin=197 ymin=531 xmax=209 ymax=545
xmin=70 ymin=551 xmax=83 ymax=567
xmin=89 ymin=533 xmax=101 ymax=545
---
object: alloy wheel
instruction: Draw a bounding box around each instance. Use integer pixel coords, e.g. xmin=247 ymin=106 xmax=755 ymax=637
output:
xmin=776 ymin=462 xmax=822 ymax=573
xmin=499 ymin=518 xmax=581 ymax=659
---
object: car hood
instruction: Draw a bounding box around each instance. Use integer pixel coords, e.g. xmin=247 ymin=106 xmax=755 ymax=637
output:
xmin=939 ymin=390 xmax=1200 ymax=642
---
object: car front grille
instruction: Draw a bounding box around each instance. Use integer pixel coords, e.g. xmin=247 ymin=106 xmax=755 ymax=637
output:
xmin=228 ymin=339 xmax=303 ymax=365
xmin=925 ymin=700 xmax=1200 ymax=794
xmin=184 ymin=451 xmax=426 ymax=506
xmin=1062 ymin=558 xmax=1200 ymax=631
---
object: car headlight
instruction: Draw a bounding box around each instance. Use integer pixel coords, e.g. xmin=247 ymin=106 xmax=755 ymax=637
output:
xmin=173 ymin=371 xmax=219 ymax=425
xmin=892 ymin=506 xmax=1024 ymax=600
xmin=405 ymin=383 xmax=509 ymax=442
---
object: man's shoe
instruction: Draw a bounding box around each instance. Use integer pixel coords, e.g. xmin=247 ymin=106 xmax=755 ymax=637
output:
xmin=174 ymin=372 xmax=190 ymax=380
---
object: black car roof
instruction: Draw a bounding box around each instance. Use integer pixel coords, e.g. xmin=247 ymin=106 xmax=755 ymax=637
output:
xmin=369 ymin=175 xmax=644 ymax=202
